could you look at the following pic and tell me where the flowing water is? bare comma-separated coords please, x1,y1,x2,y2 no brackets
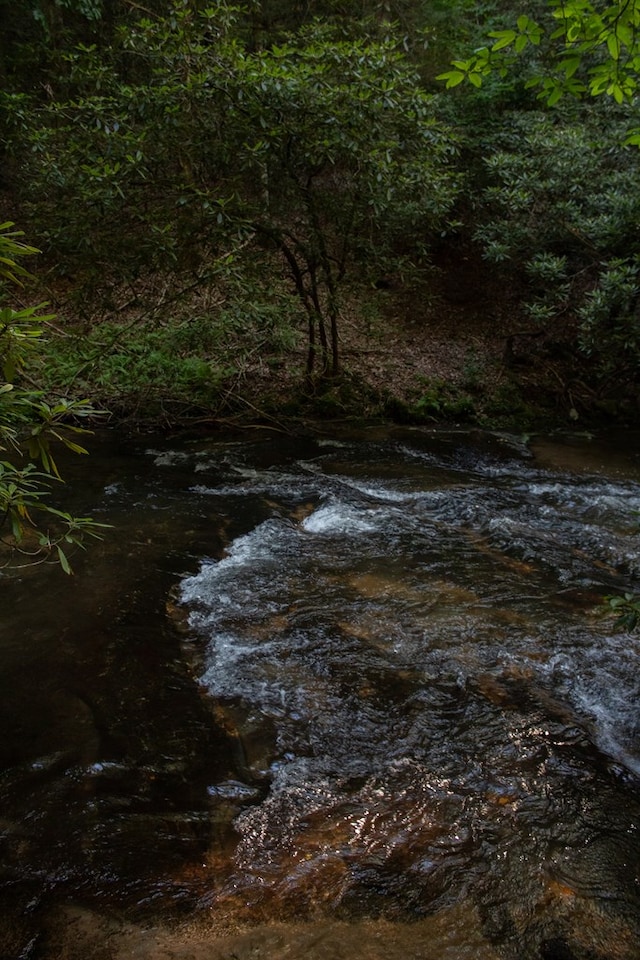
1,425,639,959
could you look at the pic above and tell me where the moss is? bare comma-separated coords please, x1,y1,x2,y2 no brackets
406,378,477,424
479,380,543,430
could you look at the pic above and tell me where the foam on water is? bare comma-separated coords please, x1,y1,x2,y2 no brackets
171,432,640,956
144,448,190,466
181,438,640,787
544,632,640,777
301,499,379,534
322,475,420,504
182,519,282,586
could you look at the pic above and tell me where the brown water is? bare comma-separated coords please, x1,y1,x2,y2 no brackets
1,425,639,960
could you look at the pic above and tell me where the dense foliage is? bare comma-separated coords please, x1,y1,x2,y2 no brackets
438,0,640,112
1,0,639,421
4,6,462,384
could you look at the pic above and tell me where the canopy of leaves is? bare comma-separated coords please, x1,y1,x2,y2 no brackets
3,6,460,377
437,0,640,129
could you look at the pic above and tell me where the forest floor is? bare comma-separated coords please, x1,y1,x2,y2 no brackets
237,240,593,432
18,225,616,433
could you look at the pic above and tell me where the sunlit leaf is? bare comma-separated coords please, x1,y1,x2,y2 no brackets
489,30,517,52
607,33,621,60
436,70,465,88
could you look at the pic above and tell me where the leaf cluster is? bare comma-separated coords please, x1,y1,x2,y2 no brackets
0,223,107,572
437,0,640,120
607,591,640,630
469,105,640,386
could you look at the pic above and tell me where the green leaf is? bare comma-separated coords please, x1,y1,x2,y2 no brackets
607,33,621,60
10,512,23,540
57,545,72,574
559,57,581,78
489,29,517,52
60,439,89,456
468,73,483,88
615,24,634,47
528,25,543,45
436,70,465,88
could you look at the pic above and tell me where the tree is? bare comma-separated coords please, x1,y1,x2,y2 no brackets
203,22,460,378
469,107,640,402
0,223,106,571
6,5,460,383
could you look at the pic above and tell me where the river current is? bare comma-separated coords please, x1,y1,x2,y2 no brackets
1,425,639,959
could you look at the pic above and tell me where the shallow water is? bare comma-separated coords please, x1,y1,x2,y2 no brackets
1,425,639,959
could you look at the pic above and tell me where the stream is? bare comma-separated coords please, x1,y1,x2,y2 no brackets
1,424,639,959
